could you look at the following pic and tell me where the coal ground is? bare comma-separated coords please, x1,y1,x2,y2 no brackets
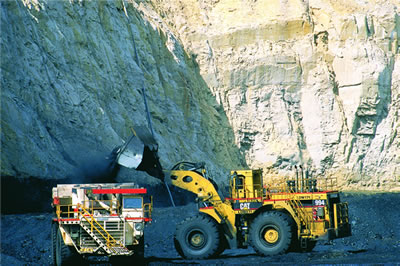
1,192,400,265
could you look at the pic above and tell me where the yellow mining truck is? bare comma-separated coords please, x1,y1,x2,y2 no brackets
51,183,152,265
170,162,351,259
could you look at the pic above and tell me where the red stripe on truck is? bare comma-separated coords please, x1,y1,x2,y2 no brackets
125,217,152,222
53,218,80,222
92,188,147,194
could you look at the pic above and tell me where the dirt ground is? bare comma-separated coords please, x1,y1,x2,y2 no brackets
1,192,400,265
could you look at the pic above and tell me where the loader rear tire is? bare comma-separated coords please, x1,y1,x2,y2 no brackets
249,211,293,256
55,227,80,266
174,215,221,259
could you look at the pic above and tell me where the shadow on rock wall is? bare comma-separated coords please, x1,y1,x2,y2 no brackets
0,1,245,213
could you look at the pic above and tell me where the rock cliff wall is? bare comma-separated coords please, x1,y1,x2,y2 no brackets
1,0,399,191
148,0,400,191
0,0,244,186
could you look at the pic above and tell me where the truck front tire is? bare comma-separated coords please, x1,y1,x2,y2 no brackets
132,236,145,258
55,226,79,266
51,222,57,265
174,215,222,259
249,211,293,256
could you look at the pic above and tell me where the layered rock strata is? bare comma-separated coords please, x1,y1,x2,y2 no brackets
1,0,399,192
148,0,400,191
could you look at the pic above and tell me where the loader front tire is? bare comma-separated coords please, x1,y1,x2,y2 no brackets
174,215,221,259
249,211,292,256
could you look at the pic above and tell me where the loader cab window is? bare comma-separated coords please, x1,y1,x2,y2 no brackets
123,197,143,209
235,175,245,190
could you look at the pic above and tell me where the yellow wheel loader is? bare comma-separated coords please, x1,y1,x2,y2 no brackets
170,162,351,259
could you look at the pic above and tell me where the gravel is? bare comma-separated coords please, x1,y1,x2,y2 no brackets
1,193,399,265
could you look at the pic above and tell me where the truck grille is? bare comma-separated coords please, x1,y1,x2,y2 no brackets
79,219,125,249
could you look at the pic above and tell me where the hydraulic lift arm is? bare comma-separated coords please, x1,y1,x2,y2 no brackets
170,162,237,241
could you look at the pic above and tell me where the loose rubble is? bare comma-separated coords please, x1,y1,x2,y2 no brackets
1,193,399,265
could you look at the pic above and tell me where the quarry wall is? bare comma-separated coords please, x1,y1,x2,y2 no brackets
1,0,399,191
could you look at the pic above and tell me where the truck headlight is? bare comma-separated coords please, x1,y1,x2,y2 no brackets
134,223,144,231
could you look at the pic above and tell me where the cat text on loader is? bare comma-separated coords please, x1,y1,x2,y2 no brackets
51,183,152,265
170,162,351,259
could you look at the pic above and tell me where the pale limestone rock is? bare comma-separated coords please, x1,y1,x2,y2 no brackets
147,0,400,191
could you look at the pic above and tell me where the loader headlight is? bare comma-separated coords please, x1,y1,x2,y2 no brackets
134,223,144,231
317,207,325,218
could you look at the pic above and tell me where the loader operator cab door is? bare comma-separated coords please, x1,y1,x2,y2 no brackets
230,172,246,198
230,170,263,199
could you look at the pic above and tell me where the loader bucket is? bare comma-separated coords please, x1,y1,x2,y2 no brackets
116,126,164,181
116,134,144,169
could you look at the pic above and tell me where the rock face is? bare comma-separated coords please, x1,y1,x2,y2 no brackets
148,0,400,191
1,0,399,191
0,0,244,186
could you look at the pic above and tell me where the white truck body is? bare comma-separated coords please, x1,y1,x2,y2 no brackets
51,182,151,263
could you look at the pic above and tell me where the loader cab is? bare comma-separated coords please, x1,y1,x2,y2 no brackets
230,169,263,199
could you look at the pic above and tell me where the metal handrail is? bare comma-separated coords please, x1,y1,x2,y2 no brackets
285,191,313,235
78,204,123,248
83,199,119,215
143,196,153,220
56,204,76,219
264,176,339,193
